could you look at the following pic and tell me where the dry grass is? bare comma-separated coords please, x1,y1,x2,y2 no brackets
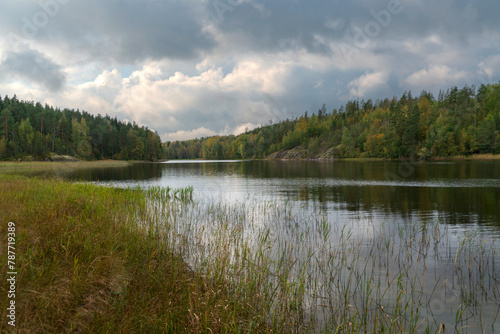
0,175,270,333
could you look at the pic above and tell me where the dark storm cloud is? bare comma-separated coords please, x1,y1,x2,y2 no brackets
3,0,500,61
212,0,500,56
212,0,357,54
4,0,500,67
4,0,216,64
0,49,66,92
75,0,215,63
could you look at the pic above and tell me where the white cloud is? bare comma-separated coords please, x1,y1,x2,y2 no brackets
224,122,260,136
81,69,122,89
162,127,217,142
404,65,469,89
223,58,291,95
59,57,293,139
348,72,388,98
161,123,260,142
479,54,500,81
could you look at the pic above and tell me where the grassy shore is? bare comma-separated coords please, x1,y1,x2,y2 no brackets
0,174,270,333
0,160,134,170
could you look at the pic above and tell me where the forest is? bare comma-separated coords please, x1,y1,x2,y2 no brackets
0,95,164,161
2,82,499,162
164,83,500,160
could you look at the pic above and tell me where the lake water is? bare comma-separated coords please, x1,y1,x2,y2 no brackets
45,160,500,332
58,159,500,230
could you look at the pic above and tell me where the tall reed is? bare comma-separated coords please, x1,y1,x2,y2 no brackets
142,188,500,333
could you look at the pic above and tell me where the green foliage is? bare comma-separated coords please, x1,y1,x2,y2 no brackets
165,82,500,160
281,129,303,150
339,127,358,158
401,104,420,156
0,136,6,159
123,129,145,160
18,118,35,154
202,136,223,159
72,117,92,159
0,95,165,161
477,114,497,153
1,107,15,141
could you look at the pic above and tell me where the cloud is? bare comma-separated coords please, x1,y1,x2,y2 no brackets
348,72,388,98
161,122,260,142
404,65,469,89
162,127,218,142
226,122,260,136
0,48,66,92
2,0,216,66
1,0,500,141
111,58,294,135
479,54,500,83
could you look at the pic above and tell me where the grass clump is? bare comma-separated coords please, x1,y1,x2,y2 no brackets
0,175,269,333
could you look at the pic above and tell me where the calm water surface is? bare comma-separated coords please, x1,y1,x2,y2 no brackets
59,159,500,231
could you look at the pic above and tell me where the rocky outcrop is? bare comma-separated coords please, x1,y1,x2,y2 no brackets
266,146,338,160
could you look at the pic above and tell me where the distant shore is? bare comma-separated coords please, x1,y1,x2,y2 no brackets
2,152,500,169
266,147,500,161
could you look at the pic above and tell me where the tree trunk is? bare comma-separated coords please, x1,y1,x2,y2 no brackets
52,122,56,152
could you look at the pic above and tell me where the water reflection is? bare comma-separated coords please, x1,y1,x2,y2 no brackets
28,160,500,230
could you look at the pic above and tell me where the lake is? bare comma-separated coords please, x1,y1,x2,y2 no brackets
56,159,500,229
43,159,500,332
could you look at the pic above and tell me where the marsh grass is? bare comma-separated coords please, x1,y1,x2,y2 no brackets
1,174,499,333
0,175,269,333
0,160,132,170
141,191,500,333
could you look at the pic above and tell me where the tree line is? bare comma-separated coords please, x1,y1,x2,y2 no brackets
0,95,164,161
2,82,498,162
164,83,500,160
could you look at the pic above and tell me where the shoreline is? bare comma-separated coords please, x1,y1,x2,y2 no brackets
265,153,500,162
265,146,500,162
1,152,499,170
0,159,167,170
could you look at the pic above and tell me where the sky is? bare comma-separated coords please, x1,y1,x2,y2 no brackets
1,0,499,141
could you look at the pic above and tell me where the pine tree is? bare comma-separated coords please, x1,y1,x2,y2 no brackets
18,118,35,154
72,117,92,159
0,107,15,142
401,104,420,156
